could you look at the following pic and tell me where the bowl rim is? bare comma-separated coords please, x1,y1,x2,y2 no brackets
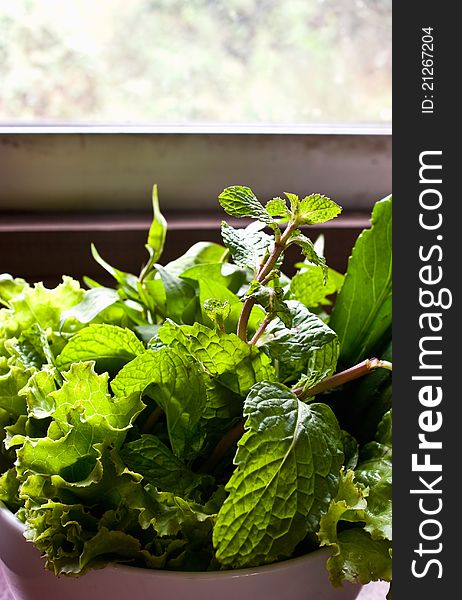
0,501,332,579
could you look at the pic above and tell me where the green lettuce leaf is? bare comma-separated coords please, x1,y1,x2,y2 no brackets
318,412,392,586
57,324,145,373
0,365,31,417
213,381,343,568
0,274,28,307
329,196,392,366
328,529,392,586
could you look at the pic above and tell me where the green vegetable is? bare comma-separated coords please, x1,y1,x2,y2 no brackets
0,185,392,592
330,196,392,366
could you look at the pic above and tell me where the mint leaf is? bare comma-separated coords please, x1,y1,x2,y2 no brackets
120,435,210,497
213,382,343,568
158,320,275,396
57,324,145,373
146,184,167,263
218,186,272,224
288,233,328,280
265,197,290,220
329,196,392,366
290,265,344,309
221,221,272,273
111,348,206,458
297,194,342,225
262,301,338,383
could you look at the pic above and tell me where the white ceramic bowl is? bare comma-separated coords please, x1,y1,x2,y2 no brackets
0,502,362,600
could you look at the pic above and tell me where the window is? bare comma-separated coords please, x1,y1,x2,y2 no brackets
0,0,391,125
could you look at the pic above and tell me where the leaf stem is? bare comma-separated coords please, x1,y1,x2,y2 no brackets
249,315,273,345
293,358,393,400
199,420,245,473
204,358,392,473
141,405,163,434
237,220,297,342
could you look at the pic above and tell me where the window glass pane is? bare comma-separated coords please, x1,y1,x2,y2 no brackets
0,0,391,125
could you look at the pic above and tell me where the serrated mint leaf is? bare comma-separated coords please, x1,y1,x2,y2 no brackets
57,324,145,373
213,382,343,568
262,300,338,383
60,287,120,325
158,320,275,396
218,186,272,224
297,194,342,225
288,233,328,281
146,184,167,263
290,265,344,309
265,197,290,220
301,338,340,392
329,196,392,366
221,221,272,274
111,347,206,458
120,435,211,497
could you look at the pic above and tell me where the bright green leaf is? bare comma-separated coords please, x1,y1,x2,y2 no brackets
214,382,343,568
57,324,145,373
329,196,392,366
218,186,272,224
297,194,342,225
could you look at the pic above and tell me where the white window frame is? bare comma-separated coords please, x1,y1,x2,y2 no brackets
0,125,391,212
